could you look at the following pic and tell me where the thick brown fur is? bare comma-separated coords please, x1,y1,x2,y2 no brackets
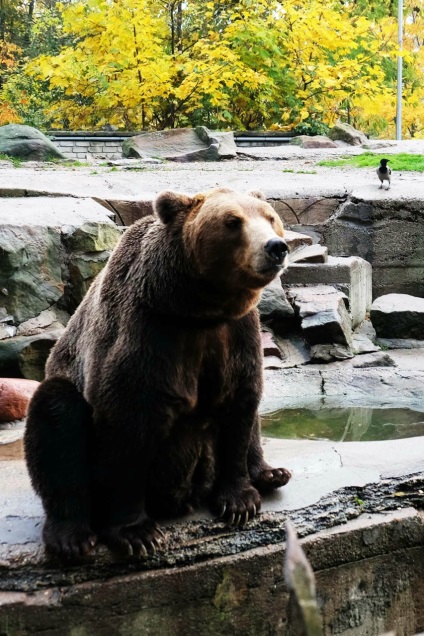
24,188,291,560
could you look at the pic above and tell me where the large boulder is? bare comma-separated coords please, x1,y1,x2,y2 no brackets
0,197,122,379
122,127,237,162
0,225,63,324
258,279,294,322
0,124,66,161
0,377,39,422
328,123,367,146
0,329,64,380
0,199,121,325
289,135,338,149
370,294,424,339
289,285,353,348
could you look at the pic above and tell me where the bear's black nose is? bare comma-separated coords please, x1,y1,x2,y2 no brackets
264,238,288,263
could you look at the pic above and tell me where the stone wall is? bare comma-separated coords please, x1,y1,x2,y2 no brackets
48,132,138,160
271,194,424,300
47,131,296,159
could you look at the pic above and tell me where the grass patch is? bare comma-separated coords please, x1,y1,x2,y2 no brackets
318,152,424,171
282,168,317,174
0,153,23,167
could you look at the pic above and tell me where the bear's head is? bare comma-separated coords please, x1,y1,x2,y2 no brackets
154,188,288,318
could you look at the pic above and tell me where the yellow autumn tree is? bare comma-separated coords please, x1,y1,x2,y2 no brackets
270,0,398,131
16,0,424,136
0,40,22,124
27,0,288,129
353,0,424,138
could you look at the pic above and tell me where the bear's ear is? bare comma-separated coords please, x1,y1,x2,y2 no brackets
248,190,266,201
154,191,203,224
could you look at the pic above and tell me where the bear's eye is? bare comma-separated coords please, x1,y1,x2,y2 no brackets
269,216,275,227
225,216,242,229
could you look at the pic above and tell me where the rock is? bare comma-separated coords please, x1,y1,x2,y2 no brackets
352,352,396,368
328,123,368,146
0,124,66,161
289,286,353,347
122,127,237,162
18,334,63,381
94,198,153,226
64,222,122,253
282,257,372,329
271,334,311,367
375,338,424,350
0,224,63,324
289,135,338,149
0,197,117,325
0,378,39,422
370,294,424,339
261,331,282,358
284,229,313,252
289,244,328,264
352,320,380,354
195,127,238,160
352,333,380,355
68,252,110,311
258,279,294,322
310,344,353,363
0,324,16,340
0,330,64,379
16,309,69,337
0,308,16,340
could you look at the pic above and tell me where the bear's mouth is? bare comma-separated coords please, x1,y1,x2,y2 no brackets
259,256,289,275
257,262,284,277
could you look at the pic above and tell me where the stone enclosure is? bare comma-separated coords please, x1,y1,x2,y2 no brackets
1,146,424,635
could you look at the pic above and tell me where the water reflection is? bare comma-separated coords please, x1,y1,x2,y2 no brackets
261,407,424,442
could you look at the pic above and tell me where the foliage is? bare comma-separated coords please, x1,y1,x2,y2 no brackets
1,72,58,128
1,0,424,136
318,152,424,171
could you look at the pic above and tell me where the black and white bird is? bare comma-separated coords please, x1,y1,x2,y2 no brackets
376,158,391,190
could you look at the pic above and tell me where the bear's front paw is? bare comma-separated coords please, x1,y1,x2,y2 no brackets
43,519,97,561
102,519,166,558
212,482,261,527
251,464,292,494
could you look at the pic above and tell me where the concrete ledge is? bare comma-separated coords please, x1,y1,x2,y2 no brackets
1,505,423,635
282,256,372,328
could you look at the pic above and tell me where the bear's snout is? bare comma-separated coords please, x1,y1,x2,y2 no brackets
264,238,288,264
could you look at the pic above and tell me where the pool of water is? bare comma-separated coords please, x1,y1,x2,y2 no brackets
261,407,424,442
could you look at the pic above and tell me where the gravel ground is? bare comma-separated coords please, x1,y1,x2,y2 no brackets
0,138,423,199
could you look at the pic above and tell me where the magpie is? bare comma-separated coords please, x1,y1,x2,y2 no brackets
377,158,391,190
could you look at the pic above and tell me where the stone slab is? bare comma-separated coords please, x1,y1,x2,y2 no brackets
282,256,372,328
371,293,424,339
289,285,353,347
0,197,115,227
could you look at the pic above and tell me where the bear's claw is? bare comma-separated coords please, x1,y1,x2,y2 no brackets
102,519,165,558
213,483,261,527
43,520,97,561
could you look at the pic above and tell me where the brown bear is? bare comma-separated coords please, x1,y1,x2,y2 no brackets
24,188,291,560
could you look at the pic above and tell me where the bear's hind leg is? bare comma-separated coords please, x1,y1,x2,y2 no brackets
24,378,97,560
248,415,292,494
